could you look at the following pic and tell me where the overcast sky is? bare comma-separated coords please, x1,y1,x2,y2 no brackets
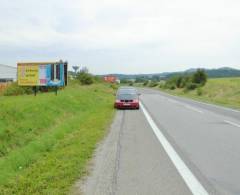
1,0,240,74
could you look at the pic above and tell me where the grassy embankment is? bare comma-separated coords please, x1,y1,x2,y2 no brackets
160,77,240,109
0,82,115,194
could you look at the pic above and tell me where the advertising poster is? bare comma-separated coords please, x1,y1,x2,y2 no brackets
18,65,39,86
18,63,65,87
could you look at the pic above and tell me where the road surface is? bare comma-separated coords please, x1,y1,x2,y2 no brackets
79,88,240,195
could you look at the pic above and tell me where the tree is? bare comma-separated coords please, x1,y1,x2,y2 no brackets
192,69,208,86
135,77,146,83
77,67,94,85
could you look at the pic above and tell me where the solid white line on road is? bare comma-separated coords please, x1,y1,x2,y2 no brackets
163,92,240,113
140,102,209,195
224,120,240,128
184,105,204,114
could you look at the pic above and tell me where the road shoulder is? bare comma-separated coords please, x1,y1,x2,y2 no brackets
74,110,192,195
73,111,123,195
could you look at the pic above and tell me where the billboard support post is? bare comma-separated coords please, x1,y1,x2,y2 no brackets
55,87,58,96
33,86,37,96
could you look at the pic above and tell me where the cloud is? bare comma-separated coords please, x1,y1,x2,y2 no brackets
0,0,240,73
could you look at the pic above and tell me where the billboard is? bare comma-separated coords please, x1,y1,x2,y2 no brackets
18,62,67,87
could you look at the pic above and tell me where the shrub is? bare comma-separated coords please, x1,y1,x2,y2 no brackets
3,82,33,96
197,87,203,96
163,69,208,91
120,79,128,84
149,81,158,87
175,76,183,88
77,72,94,85
143,80,149,86
180,76,191,88
164,81,176,90
135,77,146,83
169,84,176,90
185,82,199,90
192,69,208,86
129,81,134,86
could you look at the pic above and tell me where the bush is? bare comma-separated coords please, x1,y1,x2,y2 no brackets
135,77,146,83
164,81,176,90
197,87,203,96
168,84,176,90
4,82,33,96
185,82,199,90
129,81,134,86
181,76,192,88
143,80,149,86
149,81,158,87
175,76,183,88
163,69,207,91
192,69,207,86
77,72,94,85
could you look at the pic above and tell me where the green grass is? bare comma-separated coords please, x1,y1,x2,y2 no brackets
160,77,240,109
0,82,115,194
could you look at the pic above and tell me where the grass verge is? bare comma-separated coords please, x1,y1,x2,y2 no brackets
159,77,240,110
0,82,115,194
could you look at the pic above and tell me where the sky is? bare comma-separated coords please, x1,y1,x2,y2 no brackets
0,0,240,74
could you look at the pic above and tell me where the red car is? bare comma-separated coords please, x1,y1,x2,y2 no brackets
114,87,140,109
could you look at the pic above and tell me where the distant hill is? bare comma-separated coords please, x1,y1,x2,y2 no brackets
205,67,240,78
101,67,240,80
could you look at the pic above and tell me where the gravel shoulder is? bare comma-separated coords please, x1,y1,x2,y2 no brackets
75,109,191,195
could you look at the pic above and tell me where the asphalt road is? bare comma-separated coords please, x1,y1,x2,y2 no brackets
79,88,240,195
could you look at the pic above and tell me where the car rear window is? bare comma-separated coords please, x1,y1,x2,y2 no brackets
117,89,137,94
117,93,138,100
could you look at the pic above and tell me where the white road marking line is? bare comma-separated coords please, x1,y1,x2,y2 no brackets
140,102,209,195
189,98,240,113
164,92,240,113
224,120,240,128
184,105,204,114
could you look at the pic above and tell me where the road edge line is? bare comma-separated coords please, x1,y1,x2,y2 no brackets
140,101,209,195
160,90,240,113
224,120,240,128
